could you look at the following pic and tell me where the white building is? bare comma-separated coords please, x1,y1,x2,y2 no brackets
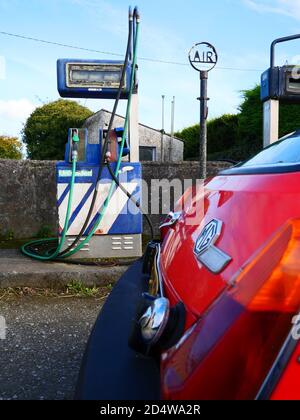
83,109,184,162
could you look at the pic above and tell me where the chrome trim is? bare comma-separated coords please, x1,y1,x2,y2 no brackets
197,245,232,274
194,219,223,255
140,297,170,344
255,330,298,400
159,212,181,230
194,219,232,274
155,243,164,297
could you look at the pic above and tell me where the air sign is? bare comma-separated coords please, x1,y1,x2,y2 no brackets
188,42,218,73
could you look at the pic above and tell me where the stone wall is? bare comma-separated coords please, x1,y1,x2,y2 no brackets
141,161,231,235
0,159,57,239
0,159,231,239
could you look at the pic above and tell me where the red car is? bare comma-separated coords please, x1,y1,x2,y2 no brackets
76,131,300,400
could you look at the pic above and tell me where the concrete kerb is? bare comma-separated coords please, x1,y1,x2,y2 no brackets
0,249,127,289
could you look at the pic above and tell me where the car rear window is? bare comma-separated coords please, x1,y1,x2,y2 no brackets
241,132,300,167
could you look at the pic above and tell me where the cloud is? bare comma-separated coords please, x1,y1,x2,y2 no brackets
0,99,36,136
0,99,35,120
244,0,300,20
69,0,186,60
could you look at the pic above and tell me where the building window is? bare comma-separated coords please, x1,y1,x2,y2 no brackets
139,146,156,161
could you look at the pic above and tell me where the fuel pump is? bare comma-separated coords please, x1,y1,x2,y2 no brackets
55,123,142,259
261,34,300,147
21,6,150,261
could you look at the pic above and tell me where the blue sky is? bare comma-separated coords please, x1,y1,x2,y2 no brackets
1,0,300,138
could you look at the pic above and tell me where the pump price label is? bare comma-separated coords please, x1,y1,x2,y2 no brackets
58,169,93,178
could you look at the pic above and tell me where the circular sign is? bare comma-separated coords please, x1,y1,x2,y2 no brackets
188,42,218,72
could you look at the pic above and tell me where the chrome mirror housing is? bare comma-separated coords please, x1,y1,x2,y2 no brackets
139,297,170,344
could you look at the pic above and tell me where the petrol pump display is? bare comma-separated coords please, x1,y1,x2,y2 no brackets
261,65,300,103
22,6,143,261
57,59,132,99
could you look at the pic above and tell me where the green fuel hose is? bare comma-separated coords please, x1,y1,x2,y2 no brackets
21,156,77,260
21,13,140,261
61,19,140,258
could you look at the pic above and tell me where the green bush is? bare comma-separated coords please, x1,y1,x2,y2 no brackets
237,85,263,157
175,124,199,160
176,114,239,161
177,84,300,162
207,114,239,156
22,99,93,160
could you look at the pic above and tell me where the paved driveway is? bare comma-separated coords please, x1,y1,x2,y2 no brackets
0,297,102,400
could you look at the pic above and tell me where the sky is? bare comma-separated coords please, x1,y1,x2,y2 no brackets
1,0,300,138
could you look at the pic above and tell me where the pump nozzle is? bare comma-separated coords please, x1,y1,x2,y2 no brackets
128,6,133,20
72,129,79,143
71,129,80,161
129,6,133,61
133,6,140,22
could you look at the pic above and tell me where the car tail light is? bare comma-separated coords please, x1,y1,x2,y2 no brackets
233,221,300,313
161,220,300,400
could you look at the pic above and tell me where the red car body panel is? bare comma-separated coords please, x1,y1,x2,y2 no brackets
161,173,300,317
159,172,300,400
271,342,300,400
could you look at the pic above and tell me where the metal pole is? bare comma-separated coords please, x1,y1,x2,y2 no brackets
170,96,175,161
129,92,139,162
263,99,279,148
171,96,175,137
161,95,165,162
271,34,300,68
198,71,208,179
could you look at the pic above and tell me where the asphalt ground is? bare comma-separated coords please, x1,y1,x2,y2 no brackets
0,296,102,400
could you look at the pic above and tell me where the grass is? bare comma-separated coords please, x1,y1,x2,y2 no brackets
0,282,114,301
0,237,38,250
67,280,105,297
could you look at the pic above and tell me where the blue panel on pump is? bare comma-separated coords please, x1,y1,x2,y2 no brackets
56,162,142,236
57,59,132,99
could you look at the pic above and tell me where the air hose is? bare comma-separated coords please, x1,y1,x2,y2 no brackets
106,9,154,240
57,7,135,257
21,147,78,260
106,163,154,240
21,7,148,261
59,12,141,258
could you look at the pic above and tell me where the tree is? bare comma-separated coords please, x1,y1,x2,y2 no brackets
237,85,264,159
207,114,239,159
176,84,300,162
175,114,239,160
175,124,199,160
0,136,22,159
22,99,93,160
238,85,300,160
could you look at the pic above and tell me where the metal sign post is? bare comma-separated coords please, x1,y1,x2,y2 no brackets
189,42,218,179
199,70,208,178
263,100,279,148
